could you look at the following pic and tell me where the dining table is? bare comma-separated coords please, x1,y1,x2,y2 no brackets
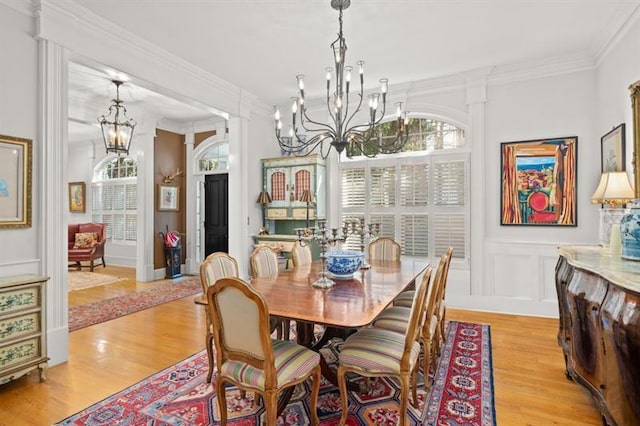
196,257,429,412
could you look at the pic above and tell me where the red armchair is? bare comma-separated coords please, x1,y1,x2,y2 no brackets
68,222,107,272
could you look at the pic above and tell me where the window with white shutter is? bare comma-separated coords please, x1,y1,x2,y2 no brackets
339,117,468,265
92,157,138,243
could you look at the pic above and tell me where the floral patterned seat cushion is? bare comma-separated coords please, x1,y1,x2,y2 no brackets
73,232,98,249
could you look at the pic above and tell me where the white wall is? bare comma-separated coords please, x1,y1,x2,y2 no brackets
0,3,40,276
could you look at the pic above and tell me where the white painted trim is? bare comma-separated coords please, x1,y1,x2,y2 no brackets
39,39,69,366
594,3,640,66
0,0,35,16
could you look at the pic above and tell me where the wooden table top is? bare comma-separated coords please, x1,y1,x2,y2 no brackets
250,258,428,328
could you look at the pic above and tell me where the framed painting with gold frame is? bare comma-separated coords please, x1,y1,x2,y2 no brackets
68,181,86,213
0,135,32,228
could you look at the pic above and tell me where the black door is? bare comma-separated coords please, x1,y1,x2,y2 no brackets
204,173,229,257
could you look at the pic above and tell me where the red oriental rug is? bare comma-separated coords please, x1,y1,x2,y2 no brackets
56,321,495,425
68,276,201,332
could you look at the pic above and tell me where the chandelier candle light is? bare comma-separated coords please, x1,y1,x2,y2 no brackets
274,0,409,159
98,80,136,156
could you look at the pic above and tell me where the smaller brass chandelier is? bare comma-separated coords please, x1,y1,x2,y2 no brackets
98,80,136,156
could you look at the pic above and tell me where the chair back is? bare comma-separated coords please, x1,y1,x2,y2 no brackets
400,266,432,371
200,252,239,294
249,246,280,278
207,277,276,384
422,254,448,336
435,248,453,305
368,237,401,261
291,241,312,267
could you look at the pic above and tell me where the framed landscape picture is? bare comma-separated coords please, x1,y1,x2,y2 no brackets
158,184,179,211
0,135,32,228
68,182,86,213
501,136,577,226
601,123,625,172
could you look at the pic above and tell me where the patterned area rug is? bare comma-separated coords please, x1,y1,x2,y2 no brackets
68,276,201,332
68,271,123,291
56,321,495,425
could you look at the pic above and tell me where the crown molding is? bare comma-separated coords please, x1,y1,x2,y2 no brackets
35,0,252,118
0,0,36,16
594,3,640,67
487,51,596,86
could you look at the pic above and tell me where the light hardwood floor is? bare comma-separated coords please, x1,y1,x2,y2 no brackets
0,269,602,426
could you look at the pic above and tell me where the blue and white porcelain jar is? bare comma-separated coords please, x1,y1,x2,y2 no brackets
621,201,640,260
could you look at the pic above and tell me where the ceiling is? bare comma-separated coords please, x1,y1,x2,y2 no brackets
68,0,640,143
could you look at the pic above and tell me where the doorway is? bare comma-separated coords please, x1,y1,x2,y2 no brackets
204,173,229,256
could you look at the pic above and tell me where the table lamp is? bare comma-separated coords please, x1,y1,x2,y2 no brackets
256,191,272,235
298,189,314,229
591,171,635,253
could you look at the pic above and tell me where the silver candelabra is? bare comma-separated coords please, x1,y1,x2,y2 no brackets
342,218,380,269
295,220,347,288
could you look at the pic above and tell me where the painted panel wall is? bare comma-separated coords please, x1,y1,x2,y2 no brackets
0,4,40,276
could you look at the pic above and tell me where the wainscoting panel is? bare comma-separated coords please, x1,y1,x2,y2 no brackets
446,241,563,317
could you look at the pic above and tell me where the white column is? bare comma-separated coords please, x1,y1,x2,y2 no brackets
227,90,255,278
184,129,197,274
39,39,69,366
134,118,157,282
466,76,488,297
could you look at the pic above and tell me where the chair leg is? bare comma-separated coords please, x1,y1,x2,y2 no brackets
216,377,228,425
337,365,349,425
399,373,410,426
76,261,81,270
102,257,106,268
283,320,290,341
90,260,94,272
309,366,321,425
206,332,215,383
264,389,278,425
411,365,419,408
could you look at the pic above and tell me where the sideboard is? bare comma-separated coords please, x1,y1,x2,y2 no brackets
556,246,639,426
0,274,49,385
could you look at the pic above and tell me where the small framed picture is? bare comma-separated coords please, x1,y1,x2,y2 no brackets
68,181,86,213
158,184,179,211
601,123,625,172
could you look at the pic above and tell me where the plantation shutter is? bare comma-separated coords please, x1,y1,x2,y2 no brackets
432,157,466,259
400,164,429,207
434,214,465,258
401,214,429,256
341,168,365,207
341,213,365,251
433,160,465,206
370,166,396,207
369,214,395,240
125,185,137,210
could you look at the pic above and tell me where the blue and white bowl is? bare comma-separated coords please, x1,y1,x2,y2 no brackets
326,250,364,279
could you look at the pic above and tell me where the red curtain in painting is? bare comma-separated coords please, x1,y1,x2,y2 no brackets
502,145,522,224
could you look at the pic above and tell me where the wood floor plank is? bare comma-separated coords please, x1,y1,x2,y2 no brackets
0,274,603,426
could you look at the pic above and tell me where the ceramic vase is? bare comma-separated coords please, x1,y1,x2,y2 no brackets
620,201,640,260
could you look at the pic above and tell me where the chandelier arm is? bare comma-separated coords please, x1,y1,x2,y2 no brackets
299,110,339,137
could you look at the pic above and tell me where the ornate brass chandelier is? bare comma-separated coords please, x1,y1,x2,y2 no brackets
98,80,136,156
274,0,409,159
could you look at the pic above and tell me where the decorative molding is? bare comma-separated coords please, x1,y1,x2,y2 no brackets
35,0,246,117
594,3,640,67
0,0,36,16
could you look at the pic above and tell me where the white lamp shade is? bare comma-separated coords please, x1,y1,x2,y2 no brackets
591,172,635,205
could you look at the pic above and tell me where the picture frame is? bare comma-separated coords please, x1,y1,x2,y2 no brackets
600,123,625,172
500,136,578,227
0,135,32,228
158,184,180,211
68,181,86,213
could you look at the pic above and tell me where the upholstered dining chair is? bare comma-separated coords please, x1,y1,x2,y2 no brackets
368,237,401,262
249,246,290,340
372,253,449,389
392,248,453,357
207,277,321,425
200,252,240,383
290,241,312,267
336,266,432,426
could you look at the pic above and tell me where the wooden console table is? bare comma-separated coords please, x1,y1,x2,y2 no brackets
0,274,49,385
556,246,639,426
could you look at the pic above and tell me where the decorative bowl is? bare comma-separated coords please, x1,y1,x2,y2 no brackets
325,250,364,279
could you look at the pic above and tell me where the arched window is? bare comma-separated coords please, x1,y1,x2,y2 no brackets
92,157,138,243
198,142,229,172
341,117,468,264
